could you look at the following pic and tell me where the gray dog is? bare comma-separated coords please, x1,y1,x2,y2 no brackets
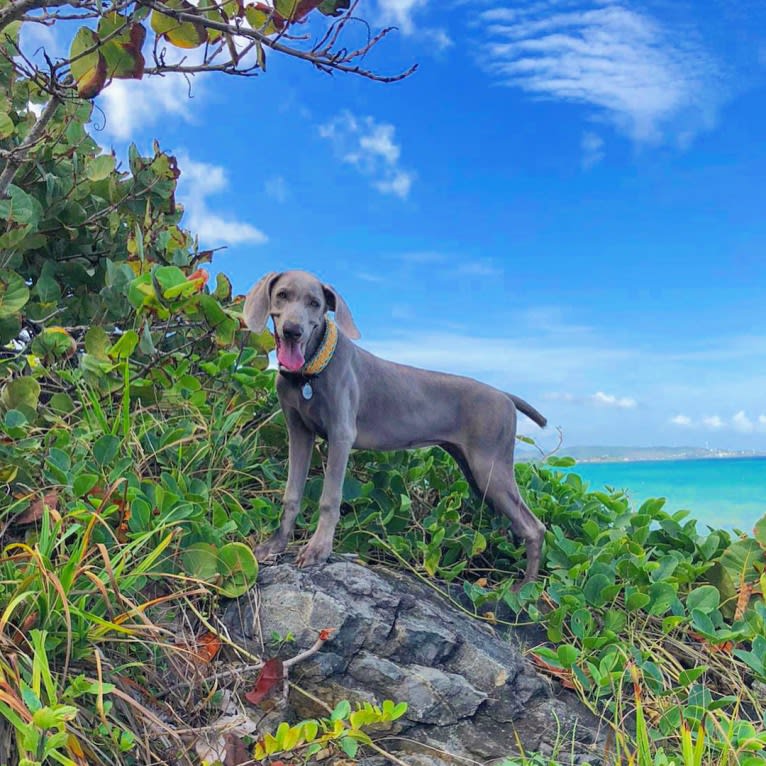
244,270,547,586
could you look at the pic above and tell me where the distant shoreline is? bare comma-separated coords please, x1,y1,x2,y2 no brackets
573,453,766,465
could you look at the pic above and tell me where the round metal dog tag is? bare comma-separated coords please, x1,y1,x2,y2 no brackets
302,382,313,400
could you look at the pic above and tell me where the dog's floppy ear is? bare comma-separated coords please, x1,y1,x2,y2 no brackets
323,283,361,340
243,272,281,332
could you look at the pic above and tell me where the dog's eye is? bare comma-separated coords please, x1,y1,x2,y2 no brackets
276,290,288,300
309,298,320,308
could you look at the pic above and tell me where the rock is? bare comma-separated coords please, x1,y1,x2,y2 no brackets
223,557,606,765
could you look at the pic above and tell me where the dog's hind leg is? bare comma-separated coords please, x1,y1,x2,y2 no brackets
461,447,545,588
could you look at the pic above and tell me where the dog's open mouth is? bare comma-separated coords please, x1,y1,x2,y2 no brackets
275,334,305,372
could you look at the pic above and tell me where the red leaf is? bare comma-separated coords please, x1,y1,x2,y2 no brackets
195,631,222,663
188,268,210,292
244,658,284,705
318,627,335,641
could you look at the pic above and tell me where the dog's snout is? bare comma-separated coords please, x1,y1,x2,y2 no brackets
282,321,303,341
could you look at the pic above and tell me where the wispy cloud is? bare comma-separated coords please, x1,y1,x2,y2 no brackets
546,390,637,409
478,2,721,143
670,414,693,427
264,175,289,203
376,0,451,49
319,111,415,199
176,153,267,247
581,131,605,168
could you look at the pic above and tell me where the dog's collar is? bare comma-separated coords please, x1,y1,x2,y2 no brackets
277,318,338,379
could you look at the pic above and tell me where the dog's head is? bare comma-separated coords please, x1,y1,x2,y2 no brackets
243,270,360,372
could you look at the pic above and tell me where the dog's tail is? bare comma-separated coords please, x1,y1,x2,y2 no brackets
507,394,547,428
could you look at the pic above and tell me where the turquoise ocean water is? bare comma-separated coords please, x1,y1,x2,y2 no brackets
566,457,766,533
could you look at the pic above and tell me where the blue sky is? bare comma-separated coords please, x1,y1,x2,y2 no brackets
27,0,766,449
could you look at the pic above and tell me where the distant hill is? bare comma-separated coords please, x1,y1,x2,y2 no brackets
517,445,766,463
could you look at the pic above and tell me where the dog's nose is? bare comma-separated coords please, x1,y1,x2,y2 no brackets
282,322,303,341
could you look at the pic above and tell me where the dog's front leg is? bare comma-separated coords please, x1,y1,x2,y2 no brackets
256,408,314,562
295,430,354,568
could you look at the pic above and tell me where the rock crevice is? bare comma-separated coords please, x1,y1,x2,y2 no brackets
224,559,605,765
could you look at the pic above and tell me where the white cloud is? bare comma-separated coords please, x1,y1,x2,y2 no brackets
670,411,766,433
591,391,637,409
581,131,605,168
423,28,454,52
376,0,427,34
100,76,197,141
545,390,637,408
545,391,576,402
265,175,289,203
319,111,415,199
376,0,451,52
478,2,720,143
176,153,267,247
456,259,502,277
732,410,755,433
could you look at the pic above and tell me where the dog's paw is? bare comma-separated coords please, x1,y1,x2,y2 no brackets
255,536,287,563
295,539,332,568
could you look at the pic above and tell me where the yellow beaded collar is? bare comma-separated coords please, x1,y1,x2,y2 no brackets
302,318,338,376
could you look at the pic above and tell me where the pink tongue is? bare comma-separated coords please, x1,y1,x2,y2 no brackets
277,340,305,371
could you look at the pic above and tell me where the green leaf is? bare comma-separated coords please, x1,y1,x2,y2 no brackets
92,434,120,466
339,736,358,759
318,0,350,16
2,376,40,413
0,186,44,226
31,327,76,362
84,326,111,359
754,513,766,547
0,268,30,319
677,667,707,686
470,530,486,557
217,542,259,597
69,27,108,98
583,573,612,607
720,538,765,585
686,585,720,615
244,5,282,34
97,13,146,79
331,700,351,721
73,473,99,497
625,588,651,612
108,330,139,360
647,582,677,616
87,154,116,182
557,644,580,668
181,542,221,582
546,456,576,467
151,0,208,48
690,608,716,637
0,111,15,139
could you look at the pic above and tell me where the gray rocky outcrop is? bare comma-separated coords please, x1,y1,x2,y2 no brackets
223,557,607,765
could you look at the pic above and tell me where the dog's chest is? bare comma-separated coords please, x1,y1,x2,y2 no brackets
277,378,329,438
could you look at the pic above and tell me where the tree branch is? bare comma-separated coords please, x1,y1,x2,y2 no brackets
0,95,61,198
143,0,416,83
0,0,70,32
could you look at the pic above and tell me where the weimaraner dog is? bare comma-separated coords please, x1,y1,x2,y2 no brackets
244,270,547,586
